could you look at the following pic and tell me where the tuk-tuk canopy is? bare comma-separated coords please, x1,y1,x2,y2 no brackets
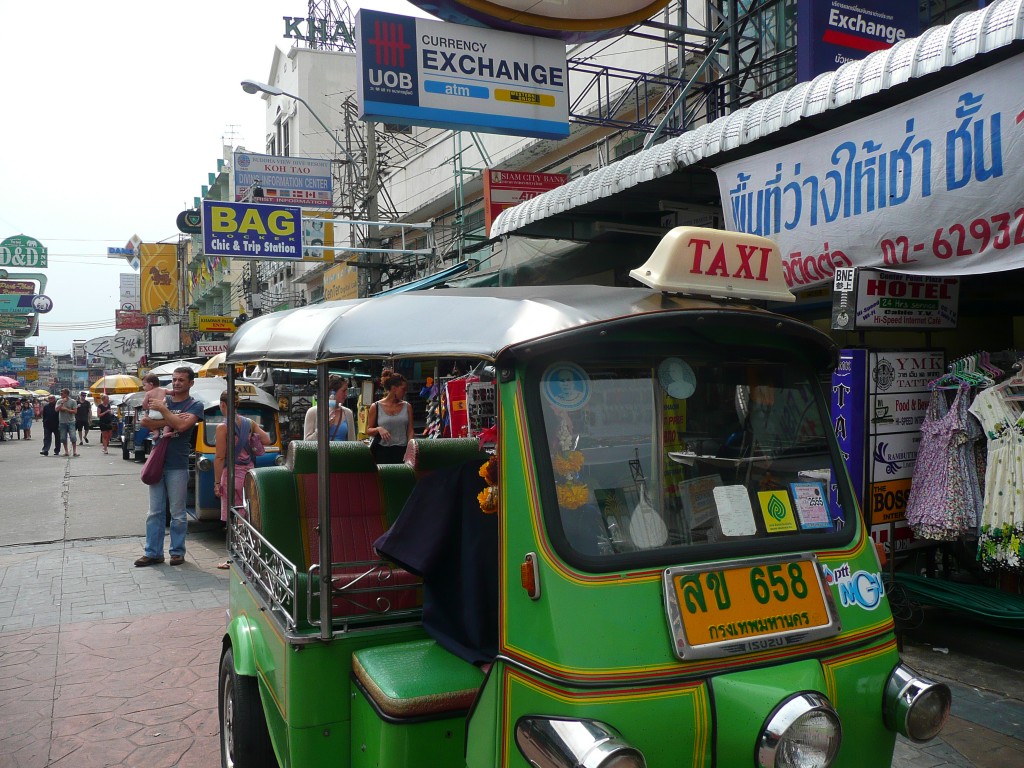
226,285,829,366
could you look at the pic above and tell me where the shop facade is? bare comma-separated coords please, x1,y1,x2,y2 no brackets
485,1,1024,611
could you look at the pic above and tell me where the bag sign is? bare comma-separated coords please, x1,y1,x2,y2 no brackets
202,201,302,259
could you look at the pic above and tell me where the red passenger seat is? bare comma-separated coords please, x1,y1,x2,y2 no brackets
290,441,421,621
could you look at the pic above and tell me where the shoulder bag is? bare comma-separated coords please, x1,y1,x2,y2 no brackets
246,418,266,457
140,436,170,485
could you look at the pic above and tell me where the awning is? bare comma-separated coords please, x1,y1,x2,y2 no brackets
491,0,1024,240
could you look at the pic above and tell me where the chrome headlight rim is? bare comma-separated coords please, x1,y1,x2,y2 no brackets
514,716,646,768
884,663,951,743
757,691,842,768
196,455,213,472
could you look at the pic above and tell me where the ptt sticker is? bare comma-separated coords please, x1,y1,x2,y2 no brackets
757,490,797,533
790,482,832,530
822,562,884,610
542,362,591,411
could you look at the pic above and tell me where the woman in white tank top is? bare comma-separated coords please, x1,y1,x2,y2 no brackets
367,368,414,464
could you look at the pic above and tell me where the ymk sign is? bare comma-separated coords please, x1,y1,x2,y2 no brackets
362,11,417,106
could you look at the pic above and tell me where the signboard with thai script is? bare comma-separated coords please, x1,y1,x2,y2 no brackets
233,152,333,209
797,0,918,82
356,10,569,139
715,54,1024,291
202,201,302,260
0,235,47,268
0,279,36,315
116,309,147,330
484,169,567,235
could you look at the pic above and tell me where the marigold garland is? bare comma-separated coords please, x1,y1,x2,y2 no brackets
556,481,589,510
478,454,499,514
552,450,584,476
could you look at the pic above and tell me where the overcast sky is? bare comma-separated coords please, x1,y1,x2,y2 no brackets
0,0,424,356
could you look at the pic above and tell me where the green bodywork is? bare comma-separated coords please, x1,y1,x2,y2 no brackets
223,330,906,768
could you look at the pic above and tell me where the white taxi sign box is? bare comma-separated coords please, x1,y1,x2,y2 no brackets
629,227,795,303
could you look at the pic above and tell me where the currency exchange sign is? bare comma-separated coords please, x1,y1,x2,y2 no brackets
0,235,48,268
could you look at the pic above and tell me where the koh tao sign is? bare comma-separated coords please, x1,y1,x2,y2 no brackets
715,54,1024,292
202,201,302,259
356,10,569,140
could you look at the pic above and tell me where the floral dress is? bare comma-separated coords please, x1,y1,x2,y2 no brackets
906,387,972,541
968,387,1024,571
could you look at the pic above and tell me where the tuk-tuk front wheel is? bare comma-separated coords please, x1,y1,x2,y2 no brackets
219,646,275,768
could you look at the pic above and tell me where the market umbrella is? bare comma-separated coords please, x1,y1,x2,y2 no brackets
0,375,18,387
88,374,143,395
33,389,50,395
149,359,201,376
196,352,226,378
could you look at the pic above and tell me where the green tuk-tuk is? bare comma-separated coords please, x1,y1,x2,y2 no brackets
218,227,950,768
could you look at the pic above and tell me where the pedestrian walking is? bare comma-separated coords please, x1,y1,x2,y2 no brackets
40,395,59,455
135,367,203,567
76,393,92,444
55,388,79,457
20,398,33,440
97,394,115,454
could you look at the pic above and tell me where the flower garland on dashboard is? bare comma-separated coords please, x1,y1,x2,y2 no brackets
553,412,588,510
477,453,499,514
476,425,499,514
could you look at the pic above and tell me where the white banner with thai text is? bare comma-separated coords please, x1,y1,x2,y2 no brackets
715,54,1024,291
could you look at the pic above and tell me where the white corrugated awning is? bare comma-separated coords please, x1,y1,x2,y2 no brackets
491,0,1024,238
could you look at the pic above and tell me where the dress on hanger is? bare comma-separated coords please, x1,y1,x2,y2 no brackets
906,387,973,541
968,386,1024,571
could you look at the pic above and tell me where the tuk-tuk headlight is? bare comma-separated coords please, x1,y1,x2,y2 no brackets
196,456,212,472
884,664,951,742
515,717,645,768
757,692,841,768
274,453,286,466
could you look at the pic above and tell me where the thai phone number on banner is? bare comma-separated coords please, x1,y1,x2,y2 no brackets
881,206,1024,265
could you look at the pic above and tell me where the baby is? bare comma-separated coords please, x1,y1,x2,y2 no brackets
141,373,173,437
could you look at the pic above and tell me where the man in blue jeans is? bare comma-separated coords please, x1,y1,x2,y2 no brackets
135,367,204,567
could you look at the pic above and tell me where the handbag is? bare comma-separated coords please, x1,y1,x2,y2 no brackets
247,418,266,457
140,436,171,485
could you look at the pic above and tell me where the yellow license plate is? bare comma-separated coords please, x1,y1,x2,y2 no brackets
665,557,838,659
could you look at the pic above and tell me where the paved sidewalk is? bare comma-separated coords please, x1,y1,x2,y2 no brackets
0,537,229,768
1,432,1023,766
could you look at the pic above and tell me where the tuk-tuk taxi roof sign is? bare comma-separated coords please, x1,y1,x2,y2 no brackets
629,227,795,303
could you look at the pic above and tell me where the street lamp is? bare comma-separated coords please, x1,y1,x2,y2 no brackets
240,79,354,164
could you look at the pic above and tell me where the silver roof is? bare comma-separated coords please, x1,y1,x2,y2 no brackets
492,0,1024,237
225,285,786,364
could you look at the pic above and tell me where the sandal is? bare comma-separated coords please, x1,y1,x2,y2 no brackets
216,561,230,570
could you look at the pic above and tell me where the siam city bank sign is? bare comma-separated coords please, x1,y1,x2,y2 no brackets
715,54,1024,291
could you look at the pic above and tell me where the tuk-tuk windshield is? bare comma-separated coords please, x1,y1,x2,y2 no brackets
534,355,848,567
203,407,277,445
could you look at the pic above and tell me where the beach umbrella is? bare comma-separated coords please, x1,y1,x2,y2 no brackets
0,375,18,387
33,389,50,395
196,352,226,378
88,374,143,395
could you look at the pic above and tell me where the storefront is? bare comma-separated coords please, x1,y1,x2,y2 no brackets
484,0,1024,616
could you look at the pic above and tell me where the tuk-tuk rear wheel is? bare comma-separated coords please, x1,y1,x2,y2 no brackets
219,646,275,768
